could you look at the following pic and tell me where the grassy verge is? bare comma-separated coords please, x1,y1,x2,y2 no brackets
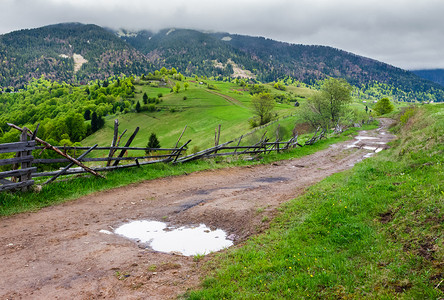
185,104,444,299
0,125,375,217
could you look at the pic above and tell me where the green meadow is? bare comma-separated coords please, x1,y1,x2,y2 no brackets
82,79,314,151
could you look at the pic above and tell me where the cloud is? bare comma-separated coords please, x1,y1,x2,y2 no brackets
1,0,443,69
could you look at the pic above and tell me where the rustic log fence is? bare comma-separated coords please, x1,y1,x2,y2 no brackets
0,119,305,192
0,127,36,192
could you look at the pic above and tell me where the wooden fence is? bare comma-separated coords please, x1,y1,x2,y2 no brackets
0,127,36,192
0,120,304,192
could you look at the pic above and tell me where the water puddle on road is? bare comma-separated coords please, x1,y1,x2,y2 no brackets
108,220,233,256
353,136,379,140
346,136,381,149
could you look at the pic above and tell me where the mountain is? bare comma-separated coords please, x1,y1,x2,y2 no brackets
0,23,152,88
120,28,444,102
1,23,443,102
118,28,261,78
411,69,444,87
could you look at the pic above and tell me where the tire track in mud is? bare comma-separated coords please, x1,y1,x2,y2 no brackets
0,119,395,299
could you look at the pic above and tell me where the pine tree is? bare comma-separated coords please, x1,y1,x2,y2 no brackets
84,109,91,120
146,133,161,154
91,111,98,132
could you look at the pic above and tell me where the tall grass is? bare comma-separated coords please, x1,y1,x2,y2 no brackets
186,104,444,299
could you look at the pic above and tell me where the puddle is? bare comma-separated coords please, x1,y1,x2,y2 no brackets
175,199,206,213
111,220,233,256
256,176,289,183
363,146,377,151
354,136,379,140
347,135,384,149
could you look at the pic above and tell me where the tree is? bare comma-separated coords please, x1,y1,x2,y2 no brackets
135,101,141,112
143,92,148,104
97,114,105,129
301,78,352,129
91,111,104,132
173,82,181,93
373,97,394,115
146,133,161,154
184,82,189,90
320,78,353,124
65,112,87,142
251,92,275,125
91,111,98,132
84,109,91,120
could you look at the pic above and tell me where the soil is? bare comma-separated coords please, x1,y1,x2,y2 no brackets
0,119,395,299
73,54,88,73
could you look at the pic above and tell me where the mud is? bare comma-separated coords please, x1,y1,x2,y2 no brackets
0,119,395,299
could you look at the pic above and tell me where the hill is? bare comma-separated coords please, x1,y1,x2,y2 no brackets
0,23,152,88
412,69,444,87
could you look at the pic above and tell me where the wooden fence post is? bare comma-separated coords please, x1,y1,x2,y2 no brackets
113,127,139,167
106,119,119,167
20,127,33,190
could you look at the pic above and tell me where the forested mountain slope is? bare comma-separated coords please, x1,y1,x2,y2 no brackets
0,23,152,88
124,28,444,101
1,23,443,102
412,69,444,87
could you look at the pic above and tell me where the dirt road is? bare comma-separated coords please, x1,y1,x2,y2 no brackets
0,120,395,299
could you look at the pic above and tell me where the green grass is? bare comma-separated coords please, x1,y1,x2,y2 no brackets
83,79,305,151
185,104,444,299
0,125,374,217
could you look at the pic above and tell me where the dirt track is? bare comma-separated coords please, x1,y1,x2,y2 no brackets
0,120,395,299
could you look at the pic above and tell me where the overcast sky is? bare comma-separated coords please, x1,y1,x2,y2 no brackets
1,0,443,70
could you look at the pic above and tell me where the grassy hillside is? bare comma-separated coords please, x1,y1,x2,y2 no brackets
82,79,315,151
186,104,444,299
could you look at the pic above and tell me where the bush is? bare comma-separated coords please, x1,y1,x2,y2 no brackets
248,117,260,128
400,107,416,125
374,97,394,115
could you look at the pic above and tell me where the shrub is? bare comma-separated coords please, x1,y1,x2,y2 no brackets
374,97,394,115
400,107,416,125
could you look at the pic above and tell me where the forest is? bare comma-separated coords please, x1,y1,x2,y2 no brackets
0,75,137,146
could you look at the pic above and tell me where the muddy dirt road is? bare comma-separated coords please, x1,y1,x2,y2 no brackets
0,120,395,299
